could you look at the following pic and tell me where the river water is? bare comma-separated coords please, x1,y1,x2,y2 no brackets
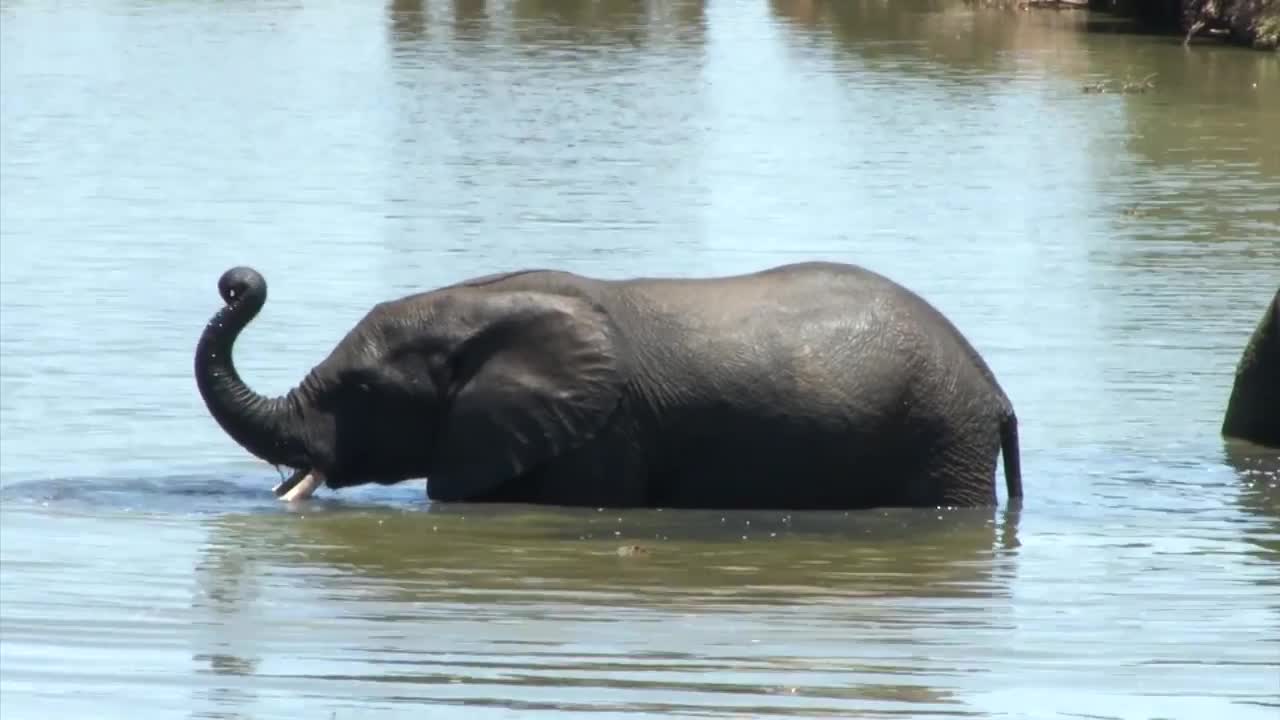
1,1,1278,718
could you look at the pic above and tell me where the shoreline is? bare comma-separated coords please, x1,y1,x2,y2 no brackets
973,0,1280,50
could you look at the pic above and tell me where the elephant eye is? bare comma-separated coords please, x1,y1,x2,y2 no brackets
341,367,379,395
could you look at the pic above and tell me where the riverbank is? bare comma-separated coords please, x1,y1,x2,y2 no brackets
976,0,1280,50
1174,0,1280,49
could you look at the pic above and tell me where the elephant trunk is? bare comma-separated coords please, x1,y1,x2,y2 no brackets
195,267,309,469
1222,290,1280,448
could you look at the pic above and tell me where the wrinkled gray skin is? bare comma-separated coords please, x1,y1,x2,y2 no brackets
195,261,1023,509
1223,288,1280,449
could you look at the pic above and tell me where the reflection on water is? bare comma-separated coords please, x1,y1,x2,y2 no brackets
182,505,1019,718
388,0,708,47
1225,441,1280,558
2,0,1279,718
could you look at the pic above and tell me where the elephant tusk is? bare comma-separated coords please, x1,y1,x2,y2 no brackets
274,467,323,501
273,467,309,496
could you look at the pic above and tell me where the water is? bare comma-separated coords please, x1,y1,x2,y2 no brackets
2,0,1278,717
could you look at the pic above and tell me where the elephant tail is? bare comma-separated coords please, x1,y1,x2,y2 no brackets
1000,410,1023,504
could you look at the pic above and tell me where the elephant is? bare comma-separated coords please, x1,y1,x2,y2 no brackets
1222,287,1279,449
194,261,1023,510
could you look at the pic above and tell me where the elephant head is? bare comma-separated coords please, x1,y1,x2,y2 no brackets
1222,287,1279,449
194,267,624,500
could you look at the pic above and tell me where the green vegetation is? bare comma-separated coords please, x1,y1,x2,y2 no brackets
1253,2,1280,47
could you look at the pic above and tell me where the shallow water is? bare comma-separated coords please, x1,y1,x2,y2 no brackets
2,0,1279,718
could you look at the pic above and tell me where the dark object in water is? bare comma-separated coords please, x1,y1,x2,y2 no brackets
1222,289,1280,449
1082,73,1158,94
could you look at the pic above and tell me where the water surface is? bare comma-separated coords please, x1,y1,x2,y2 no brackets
2,1,1278,718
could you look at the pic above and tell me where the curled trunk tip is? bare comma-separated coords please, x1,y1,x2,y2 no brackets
195,266,306,468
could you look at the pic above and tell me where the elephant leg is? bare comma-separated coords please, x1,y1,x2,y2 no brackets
919,425,1003,508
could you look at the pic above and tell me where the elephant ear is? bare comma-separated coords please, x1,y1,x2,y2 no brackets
428,290,623,500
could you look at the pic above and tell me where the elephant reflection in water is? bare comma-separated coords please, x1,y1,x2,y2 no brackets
211,504,1021,602
190,504,1021,715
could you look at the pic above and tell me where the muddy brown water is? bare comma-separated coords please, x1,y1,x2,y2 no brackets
1,1,1278,718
